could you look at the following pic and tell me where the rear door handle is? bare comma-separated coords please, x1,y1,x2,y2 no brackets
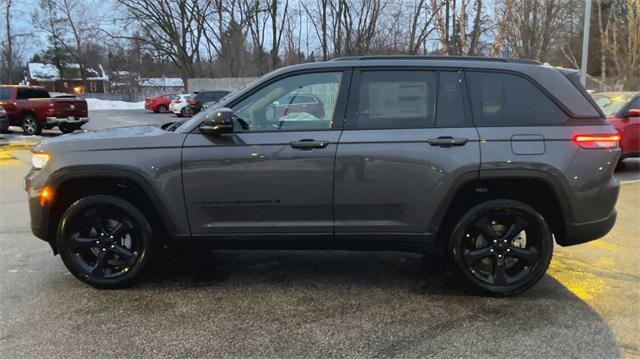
426,136,469,147
289,139,329,150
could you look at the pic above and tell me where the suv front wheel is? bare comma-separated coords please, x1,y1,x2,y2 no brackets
57,195,154,289
449,199,553,296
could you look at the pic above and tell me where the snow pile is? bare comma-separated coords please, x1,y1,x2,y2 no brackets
85,98,144,110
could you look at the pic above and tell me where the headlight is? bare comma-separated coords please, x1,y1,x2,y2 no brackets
31,153,50,169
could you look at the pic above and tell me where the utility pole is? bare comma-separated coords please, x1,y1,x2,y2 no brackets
580,0,592,86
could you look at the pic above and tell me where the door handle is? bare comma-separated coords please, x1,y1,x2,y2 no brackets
426,136,469,147
289,139,329,150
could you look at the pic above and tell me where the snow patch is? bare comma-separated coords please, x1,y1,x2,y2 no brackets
85,98,144,110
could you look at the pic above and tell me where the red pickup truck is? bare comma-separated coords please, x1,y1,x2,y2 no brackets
0,85,89,135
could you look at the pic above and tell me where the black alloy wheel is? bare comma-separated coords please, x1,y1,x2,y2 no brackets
22,114,42,135
449,199,553,296
58,195,153,288
157,104,168,113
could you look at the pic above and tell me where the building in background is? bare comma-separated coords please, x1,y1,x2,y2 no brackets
26,63,108,94
138,77,184,98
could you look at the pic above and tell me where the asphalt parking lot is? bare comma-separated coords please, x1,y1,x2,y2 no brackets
0,110,639,358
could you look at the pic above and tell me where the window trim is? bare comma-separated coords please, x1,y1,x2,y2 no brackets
345,67,472,130
190,68,352,134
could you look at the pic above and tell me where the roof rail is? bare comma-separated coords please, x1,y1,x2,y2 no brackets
330,55,541,65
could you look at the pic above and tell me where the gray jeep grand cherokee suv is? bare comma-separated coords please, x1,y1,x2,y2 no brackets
26,56,620,295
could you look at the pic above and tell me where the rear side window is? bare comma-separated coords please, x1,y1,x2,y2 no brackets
350,71,436,129
436,71,467,127
467,72,567,126
629,96,640,110
29,88,50,98
17,88,29,99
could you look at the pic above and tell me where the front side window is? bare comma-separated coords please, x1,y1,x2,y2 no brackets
350,71,436,129
467,72,567,126
0,88,11,100
231,72,343,131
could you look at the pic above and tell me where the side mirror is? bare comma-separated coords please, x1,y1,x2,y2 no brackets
200,107,234,135
626,108,640,117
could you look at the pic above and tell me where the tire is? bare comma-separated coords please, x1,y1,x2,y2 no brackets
21,114,42,135
448,199,553,296
178,107,186,117
157,105,168,113
0,122,9,134
57,195,154,289
59,123,81,134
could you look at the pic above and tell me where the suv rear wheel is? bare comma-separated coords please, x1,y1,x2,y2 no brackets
59,123,81,134
449,199,553,296
57,195,154,289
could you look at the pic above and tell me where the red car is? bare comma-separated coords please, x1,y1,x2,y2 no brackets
145,94,176,113
593,92,640,163
0,85,88,135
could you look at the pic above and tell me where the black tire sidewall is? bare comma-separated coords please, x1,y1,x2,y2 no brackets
57,195,153,289
449,199,553,296
59,123,81,134
158,105,168,113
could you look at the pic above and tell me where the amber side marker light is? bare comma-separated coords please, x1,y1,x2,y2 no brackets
573,134,621,149
40,186,54,207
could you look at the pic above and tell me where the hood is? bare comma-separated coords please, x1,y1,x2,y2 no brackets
34,125,186,153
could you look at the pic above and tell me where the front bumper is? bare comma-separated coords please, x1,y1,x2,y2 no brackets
46,116,89,125
25,173,53,248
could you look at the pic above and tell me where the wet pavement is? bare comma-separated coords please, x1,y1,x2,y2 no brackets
0,110,638,358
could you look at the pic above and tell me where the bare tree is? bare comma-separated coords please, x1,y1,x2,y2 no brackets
606,0,640,89
115,0,216,83
34,0,105,88
1,0,20,83
432,0,487,56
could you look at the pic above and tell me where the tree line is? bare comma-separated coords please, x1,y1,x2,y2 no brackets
1,0,639,90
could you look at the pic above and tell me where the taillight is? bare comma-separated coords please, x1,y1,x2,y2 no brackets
188,99,197,105
176,99,182,104
573,133,621,149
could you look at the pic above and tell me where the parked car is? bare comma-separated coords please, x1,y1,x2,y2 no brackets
186,90,230,115
169,94,191,117
0,85,89,135
270,94,325,121
593,91,640,163
26,56,620,296
144,94,176,113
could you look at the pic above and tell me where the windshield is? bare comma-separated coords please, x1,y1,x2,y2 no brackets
594,93,634,116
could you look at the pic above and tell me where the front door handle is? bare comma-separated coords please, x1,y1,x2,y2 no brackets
426,136,469,147
290,139,329,150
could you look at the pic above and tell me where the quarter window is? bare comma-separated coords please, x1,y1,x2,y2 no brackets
467,72,567,126
231,72,343,131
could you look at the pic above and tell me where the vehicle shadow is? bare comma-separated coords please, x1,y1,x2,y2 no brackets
132,247,620,358
5,126,64,138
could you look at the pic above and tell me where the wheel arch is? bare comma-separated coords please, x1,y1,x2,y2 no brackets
431,170,574,251
45,166,180,252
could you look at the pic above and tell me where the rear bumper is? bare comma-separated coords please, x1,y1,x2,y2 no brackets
46,117,89,125
562,210,617,246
